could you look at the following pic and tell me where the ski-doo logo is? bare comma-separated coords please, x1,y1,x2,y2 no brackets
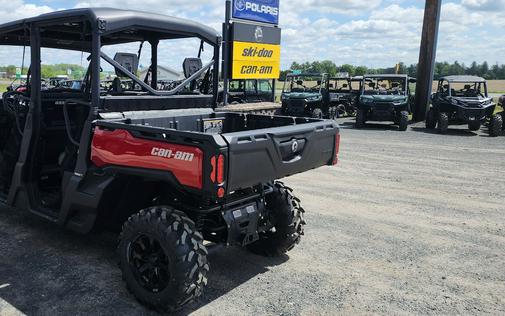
151,147,195,162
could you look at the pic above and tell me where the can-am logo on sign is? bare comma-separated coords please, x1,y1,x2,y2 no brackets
232,0,279,25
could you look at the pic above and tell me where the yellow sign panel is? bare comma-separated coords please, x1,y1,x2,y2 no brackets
231,41,281,79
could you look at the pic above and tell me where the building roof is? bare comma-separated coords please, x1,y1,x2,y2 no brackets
0,8,221,51
440,75,486,83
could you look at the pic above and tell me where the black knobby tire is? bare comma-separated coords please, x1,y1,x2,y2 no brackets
247,181,306,257
355,109,365,128
489,114,503,137
468,121,481,131
311,108,323,119
426,108,436,129
398,111,409,131
336,104,346,117
118,207,209,312
437,112,449,134
328,106,338,120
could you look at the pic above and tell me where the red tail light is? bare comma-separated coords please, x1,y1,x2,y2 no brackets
210,154,226,197
217,154,225,184
332,134,340,165
210,156,216,182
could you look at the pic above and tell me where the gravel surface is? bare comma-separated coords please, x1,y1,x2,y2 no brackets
0,118,504,315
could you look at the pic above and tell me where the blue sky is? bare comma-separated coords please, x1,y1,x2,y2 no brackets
0,0,504,69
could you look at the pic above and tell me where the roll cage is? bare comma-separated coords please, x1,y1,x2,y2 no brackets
0,8,222,207
283,73,328,94
437,77,488,98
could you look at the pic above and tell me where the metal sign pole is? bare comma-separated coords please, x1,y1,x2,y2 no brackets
222,0,232,106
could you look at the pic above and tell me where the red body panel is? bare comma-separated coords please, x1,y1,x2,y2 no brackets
91,128,204,189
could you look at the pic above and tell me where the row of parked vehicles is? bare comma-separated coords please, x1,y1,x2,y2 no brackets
281,73,503,135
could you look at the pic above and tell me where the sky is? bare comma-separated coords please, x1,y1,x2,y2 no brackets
0,0,504,70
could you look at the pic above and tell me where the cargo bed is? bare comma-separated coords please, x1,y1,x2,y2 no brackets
93,108,339,194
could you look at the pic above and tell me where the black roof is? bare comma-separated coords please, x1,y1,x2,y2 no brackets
440,75,486,83
363,74,408,79
0,8,221,51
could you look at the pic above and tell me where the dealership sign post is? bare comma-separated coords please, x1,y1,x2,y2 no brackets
222,0,281,105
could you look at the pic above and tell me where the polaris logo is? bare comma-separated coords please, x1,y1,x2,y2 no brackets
235,0,279,16
151,147,195,162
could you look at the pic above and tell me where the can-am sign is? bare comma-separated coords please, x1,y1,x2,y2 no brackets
232,0,279,25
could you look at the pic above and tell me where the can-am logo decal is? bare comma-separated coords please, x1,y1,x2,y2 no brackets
151,147,195,162
291,140,299,153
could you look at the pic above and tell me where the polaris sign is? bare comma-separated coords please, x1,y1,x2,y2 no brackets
232,0,280,25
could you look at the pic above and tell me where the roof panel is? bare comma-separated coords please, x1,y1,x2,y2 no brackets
0,8,221,48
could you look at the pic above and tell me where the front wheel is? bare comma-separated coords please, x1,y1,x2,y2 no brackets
247,181,306,257
355,109,365,128
328,106,338,120
311,108,323,119
118,207,209,312
437,112,449,134
489,114,503,137
426,108,436,129
398,111,409,131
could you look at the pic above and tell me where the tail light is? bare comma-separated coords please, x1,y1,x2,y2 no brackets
217,154,225,184
332,134,340,165
210,153,226,197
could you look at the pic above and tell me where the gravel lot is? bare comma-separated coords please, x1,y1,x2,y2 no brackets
1,118,504,315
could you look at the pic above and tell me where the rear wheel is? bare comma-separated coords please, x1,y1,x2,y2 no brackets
426,108,436,129
118,207,209,312
247,181,305,257
489,114,503,137
355,109,365,128
437,112,449,134
398,111,409,131
468,121,481,131
311,108,323,119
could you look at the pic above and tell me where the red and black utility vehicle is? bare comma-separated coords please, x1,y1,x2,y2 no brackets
0,8,340,311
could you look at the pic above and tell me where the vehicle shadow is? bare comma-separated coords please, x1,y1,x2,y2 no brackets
410,126,479,137
0,206,287,315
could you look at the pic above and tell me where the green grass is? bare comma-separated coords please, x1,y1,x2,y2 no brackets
0,83,8,93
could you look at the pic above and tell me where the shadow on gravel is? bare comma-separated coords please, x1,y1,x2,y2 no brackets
410,126,479,137
0,207,288,315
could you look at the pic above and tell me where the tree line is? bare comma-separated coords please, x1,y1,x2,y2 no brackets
0,64,85,80
281,61,505,81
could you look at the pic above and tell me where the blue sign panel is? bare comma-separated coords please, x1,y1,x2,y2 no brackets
232,0,280,25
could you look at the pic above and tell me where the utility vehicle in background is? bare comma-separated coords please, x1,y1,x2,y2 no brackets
328,75,361,117
218,79,275,104
281,73,336,119
0,8,340,312
355,74,414,131
426,76,502,136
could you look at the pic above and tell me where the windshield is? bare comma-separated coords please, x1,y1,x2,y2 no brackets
447,82,487,97
363,77,407,96
283,75,324,93
328,79,351,93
